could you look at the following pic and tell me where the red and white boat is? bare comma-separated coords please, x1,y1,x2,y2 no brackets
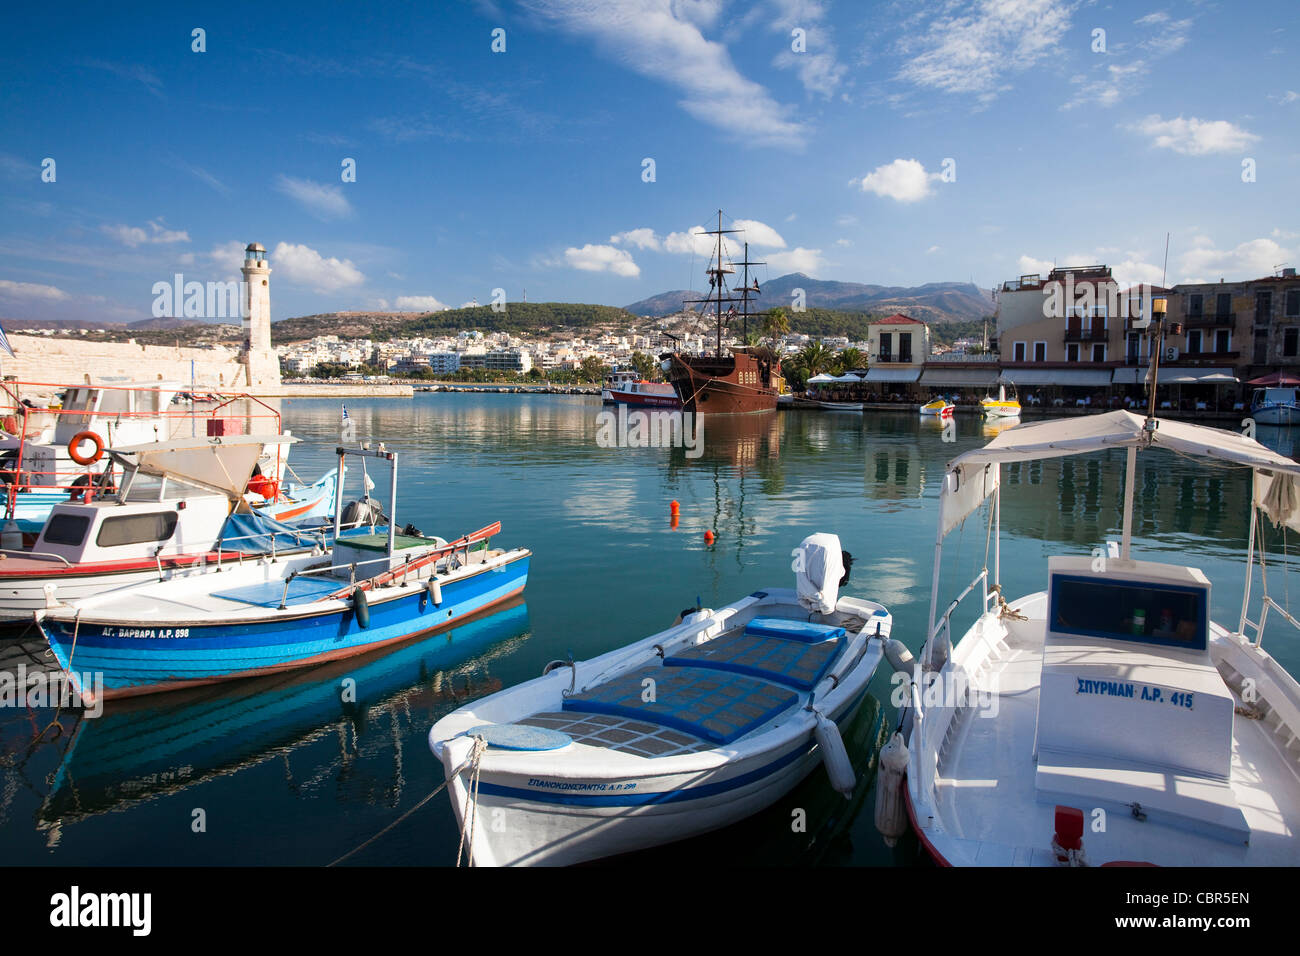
605,379,682,409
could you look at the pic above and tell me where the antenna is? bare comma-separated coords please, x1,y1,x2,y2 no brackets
1161,232,1170,287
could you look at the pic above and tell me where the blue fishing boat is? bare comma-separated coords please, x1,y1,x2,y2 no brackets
36,444,530,703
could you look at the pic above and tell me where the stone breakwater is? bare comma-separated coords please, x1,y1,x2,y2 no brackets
415,384,601,395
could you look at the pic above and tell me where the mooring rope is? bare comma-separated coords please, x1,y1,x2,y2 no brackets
327,733,486,868
455,736,487,868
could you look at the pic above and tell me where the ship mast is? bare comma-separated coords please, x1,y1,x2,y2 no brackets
735,241,764,343
684,210,739,357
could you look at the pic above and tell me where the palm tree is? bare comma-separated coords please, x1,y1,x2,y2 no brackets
762,307,790,347
798,341,834,377
838,347,866,373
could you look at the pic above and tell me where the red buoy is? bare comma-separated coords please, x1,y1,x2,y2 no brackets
704,530,715,544
670,500,680,516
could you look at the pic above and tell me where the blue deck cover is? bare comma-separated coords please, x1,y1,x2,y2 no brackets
212,575,342,608
563,667,796,745
665,632,842,691
744,616,845,643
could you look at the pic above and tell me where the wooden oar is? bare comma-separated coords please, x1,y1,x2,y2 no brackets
319,521,502,602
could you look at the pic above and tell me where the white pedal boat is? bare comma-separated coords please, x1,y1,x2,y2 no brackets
881,409,1300,866
429,533,890,866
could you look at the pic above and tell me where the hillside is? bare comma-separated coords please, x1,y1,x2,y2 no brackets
626,274,992,323
271,302,640,343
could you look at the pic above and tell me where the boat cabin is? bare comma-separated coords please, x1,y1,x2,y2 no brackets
1034,555,1244,842
33,475,232,565
1251,386,1298,410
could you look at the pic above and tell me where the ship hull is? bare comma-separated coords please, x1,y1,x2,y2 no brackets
663,352,778,414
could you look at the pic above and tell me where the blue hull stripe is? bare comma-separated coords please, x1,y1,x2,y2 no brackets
472,684,871,808
43,555,528,693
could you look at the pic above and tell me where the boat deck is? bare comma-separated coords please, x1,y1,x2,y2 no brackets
522,616,849,754
929,611,1300,865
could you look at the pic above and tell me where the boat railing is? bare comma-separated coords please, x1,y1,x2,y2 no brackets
926,567,992,659
211,526,332,566
0,547,73,567
1240,594,1300,651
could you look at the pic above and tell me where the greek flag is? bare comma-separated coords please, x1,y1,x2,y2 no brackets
341,404,349,423
0,323,12,359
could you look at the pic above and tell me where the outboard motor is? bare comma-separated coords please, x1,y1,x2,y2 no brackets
795,533,845,615
341,495,388,529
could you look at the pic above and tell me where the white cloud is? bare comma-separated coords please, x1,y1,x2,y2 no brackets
521,0,805,147
272,242,366,292
896,0,1074,102
205,240,249,277
926,245,941,254
853,158,939,203
1127,114,1259,155
1017,255,1054,275
1134,11,1168,25
1179,237,1294,283
664,225,711,256
0,279,70,301
276,175,353,220
769,0,846,98
836,238,853,247
1062,61,1147,110
394,295,451,311
609,228,661,250
766,247,826,276
101,219,190,247
563,243,640,277
1276,90,1299,105
732,219,786,249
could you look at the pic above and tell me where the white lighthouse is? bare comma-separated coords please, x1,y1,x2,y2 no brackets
240,242,280,389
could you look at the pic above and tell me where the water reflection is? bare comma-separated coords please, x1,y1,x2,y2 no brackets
30,600,530,842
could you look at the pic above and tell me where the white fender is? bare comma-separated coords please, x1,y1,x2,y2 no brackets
813,709,855,799
428,577,442,606
874,731,910,846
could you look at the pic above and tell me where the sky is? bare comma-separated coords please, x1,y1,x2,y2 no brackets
0,0,1296,324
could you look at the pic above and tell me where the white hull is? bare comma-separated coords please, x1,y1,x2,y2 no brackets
431,586,888,866
1251,403,1299,426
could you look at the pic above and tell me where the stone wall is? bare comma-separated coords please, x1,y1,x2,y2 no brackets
1,335,261,392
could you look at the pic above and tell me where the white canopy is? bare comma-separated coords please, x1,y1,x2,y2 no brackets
807,373,836,384
866,367,922,383
832,372,863,383
110,434,297,500
939,410,1300,536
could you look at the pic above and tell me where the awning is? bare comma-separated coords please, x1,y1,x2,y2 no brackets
832,372,863,383
866,367,922,383
109,434,297,500
1249,372,1300,386
1113,366,1237,385
939,410,1300,537
806,373,836,384
1001,368,1112,387
918,367,1000,387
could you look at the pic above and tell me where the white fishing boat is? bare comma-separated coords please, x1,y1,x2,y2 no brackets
876,409,1300,866
818,401,864,412
0,435,335,623
1250,386,1299,426
428,533,890,866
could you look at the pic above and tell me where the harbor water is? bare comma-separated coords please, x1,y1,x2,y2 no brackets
3,393,1297,866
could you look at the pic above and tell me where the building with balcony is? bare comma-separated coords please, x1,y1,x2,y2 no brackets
863,313,930,392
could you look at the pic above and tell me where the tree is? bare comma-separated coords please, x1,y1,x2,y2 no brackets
578,356,610,382
838,347,866,372
762,307,790,346
629,351,659,380
797,342,834,377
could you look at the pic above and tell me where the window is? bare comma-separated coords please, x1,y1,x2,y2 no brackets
43,514,90,547
898,332,913,364
1050,574,1207,651
1285,328,1298,358
1187,294,1203,317
1034,341,1047,362
1217,293,1232,318
1287,289,1300,317
1187,329,1202,354
1092,343,1106,363
1214,329,1230,354
1013,341,1026,362
1066,343,1080,362
96,511,178,548
879,332,893,361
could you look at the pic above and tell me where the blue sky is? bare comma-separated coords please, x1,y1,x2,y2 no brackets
0,0,1296,324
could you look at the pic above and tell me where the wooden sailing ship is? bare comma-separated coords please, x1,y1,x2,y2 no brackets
660,212,781,414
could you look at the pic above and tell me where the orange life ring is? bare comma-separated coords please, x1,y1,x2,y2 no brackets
68,430,104,466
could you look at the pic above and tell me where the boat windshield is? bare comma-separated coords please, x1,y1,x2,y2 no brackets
1049,574,1207,651
123,473,223,502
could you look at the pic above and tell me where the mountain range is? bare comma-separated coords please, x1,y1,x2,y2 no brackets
625,274,993,323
